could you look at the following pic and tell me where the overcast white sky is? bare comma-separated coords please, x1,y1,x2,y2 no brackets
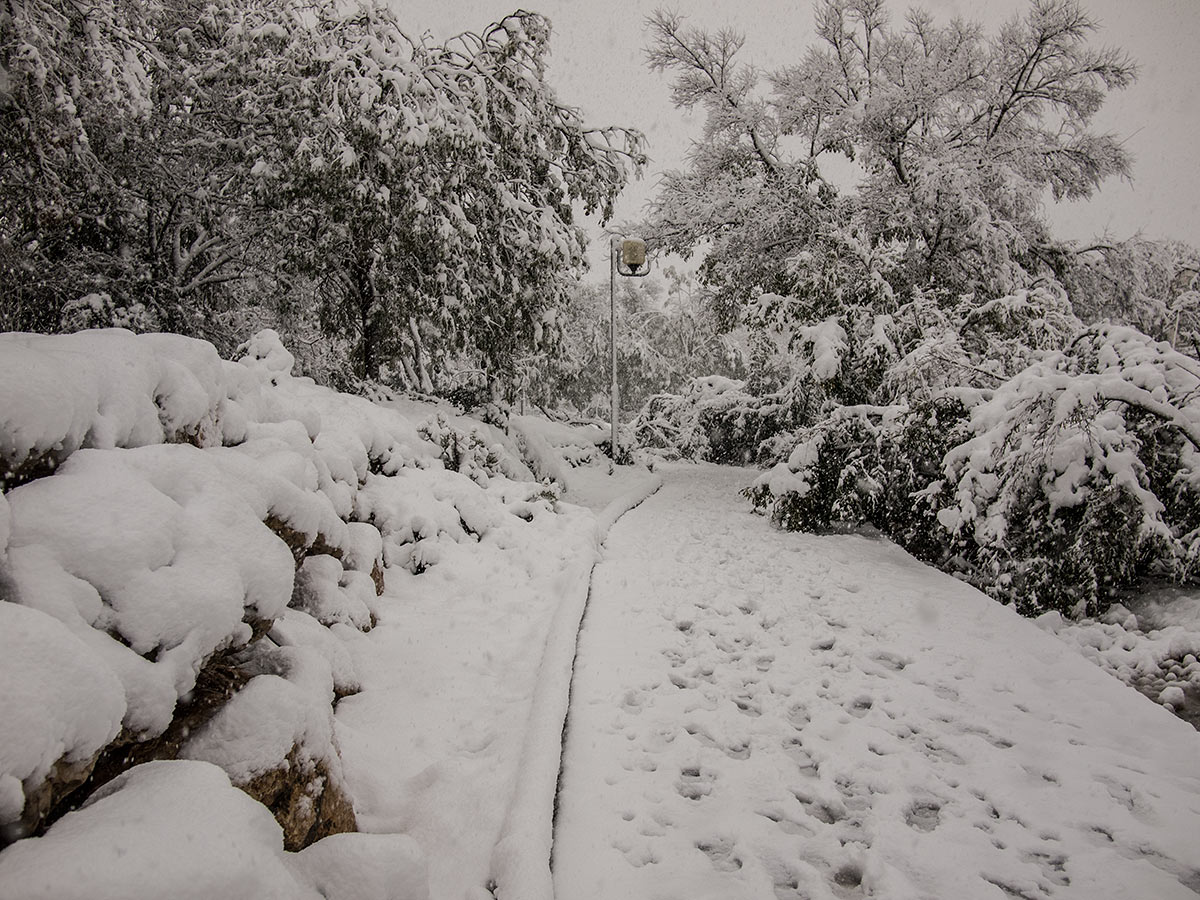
395,0,1200,278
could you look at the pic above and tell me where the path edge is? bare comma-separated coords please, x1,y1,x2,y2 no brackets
489,474,663,900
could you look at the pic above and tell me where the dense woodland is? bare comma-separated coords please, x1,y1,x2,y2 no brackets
5,0,1200,618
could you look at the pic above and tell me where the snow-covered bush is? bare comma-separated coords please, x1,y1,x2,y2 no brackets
748,322,1200,618
633,376,810,465
416,413,525,486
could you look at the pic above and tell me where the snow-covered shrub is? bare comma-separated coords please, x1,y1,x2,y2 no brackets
749,322,1200,618
0,330,234,488
417,413,519,486
744,398,967,558
633,376,809,464
60,293,156,333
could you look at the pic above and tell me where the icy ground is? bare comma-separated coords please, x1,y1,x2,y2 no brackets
553,464,1200,900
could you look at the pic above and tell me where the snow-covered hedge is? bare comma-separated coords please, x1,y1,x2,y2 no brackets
0,327,559,868
633,376,809,465
746,323,1200,617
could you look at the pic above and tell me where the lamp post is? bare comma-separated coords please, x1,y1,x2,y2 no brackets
609,235,649,461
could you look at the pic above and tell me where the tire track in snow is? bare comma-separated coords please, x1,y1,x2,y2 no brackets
552,463,1200,900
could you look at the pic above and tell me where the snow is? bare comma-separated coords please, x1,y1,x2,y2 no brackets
0,329,629,898
554,463,1200,900
4,329,1200,900
0,760,316,900
4,445,302,736
292,554,373,630
0,330,227,472
289,832,429,900
181,645,338,784
0,603,125,821
1036,596,1200,725
331,496,600,899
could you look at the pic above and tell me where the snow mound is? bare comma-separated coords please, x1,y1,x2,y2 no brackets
291,832,429,900
181,644,338,784
0,760,316,900
0,603,125,827
0,326,591,900
4,444,304,737
0,330,229,483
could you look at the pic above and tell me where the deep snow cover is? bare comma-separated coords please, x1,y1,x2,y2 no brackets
3,329,1200,900
0,327,657,899
554,464,1200,900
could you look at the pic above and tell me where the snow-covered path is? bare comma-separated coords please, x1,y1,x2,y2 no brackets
553,464,1200,900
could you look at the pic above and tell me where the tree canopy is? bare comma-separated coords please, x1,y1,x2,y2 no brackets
1,0,645,387
642,0,1137,325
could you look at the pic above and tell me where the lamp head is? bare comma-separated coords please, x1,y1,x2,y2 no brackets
620,238,647,276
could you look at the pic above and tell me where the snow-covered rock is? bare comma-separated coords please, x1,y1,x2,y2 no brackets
0,760,318,900
0,326,589,900
0,603,125,840
0,330,230,484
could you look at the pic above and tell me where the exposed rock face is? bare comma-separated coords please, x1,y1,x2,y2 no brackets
241,749,357,852
265,514,346,567
24,642,259,842
5,753,100,848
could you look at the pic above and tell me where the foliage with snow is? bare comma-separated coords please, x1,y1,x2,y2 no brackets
1,0,644,391
527,271,746,419
742,306,1200,617
641,0,1137,325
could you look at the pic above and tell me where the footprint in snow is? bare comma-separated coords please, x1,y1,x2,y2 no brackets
1021,850,1071,888
732,693,761,717
792,788,845,825
787,702,811,729
955,721,1015,749
758,807,814,837
919,737,967,766
676,766,715,801
668,671,692,690
684,723,751,760
869,649,911,672
812,636,837,651
736,596,760,615
612,836,659,868
662,647,688,668
846,694,874,717
620,751,658,773
619,689,646,713
832,862,866,898
905,799,943,832
696,837,743,872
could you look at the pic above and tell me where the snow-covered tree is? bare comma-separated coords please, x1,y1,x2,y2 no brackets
1063,238,1200,351
642,0,1135,325
0,0,156,330
3,1,645,391
525,270,744,418
257,4,645,387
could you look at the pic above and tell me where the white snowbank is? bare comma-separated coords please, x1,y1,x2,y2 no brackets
290,832,429,900
0,326,617,900
0,330,229,474
4,445,302,737
0,760,316,900
0,603,125,825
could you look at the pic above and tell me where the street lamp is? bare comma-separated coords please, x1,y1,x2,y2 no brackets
610,234,649,460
